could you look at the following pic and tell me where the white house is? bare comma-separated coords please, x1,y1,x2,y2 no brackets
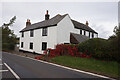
19,10,98,54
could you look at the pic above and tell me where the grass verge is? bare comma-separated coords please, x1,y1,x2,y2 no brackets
49,56,119,79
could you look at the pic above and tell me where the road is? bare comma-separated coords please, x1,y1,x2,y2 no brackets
1,52,110,79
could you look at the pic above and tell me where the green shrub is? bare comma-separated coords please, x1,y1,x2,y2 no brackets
78,38,113,61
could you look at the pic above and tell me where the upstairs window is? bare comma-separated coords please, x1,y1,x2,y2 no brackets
30,30,34,37
84,30,86,35
89,32,90,38
30,42,33,49
42,42,47,50
80,29,82,35
22,32,24,37
92,33,94,38
42,27,47,36
21,42,23,48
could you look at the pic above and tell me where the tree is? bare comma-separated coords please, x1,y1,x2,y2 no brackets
108,26,120,61
1,16,17,50
2,16,16,28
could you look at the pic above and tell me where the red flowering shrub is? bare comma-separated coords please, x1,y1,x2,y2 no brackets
35,57,38,59
35,55,43,60
46,44,92,59
43,51,47,54
35,44,92,60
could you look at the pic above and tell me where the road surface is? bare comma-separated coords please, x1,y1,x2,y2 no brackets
1,52,110,79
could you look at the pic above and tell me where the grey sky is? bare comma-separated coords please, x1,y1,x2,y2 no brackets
1,2,118,39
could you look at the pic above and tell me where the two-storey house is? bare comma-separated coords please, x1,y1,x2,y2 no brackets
19,10,98,54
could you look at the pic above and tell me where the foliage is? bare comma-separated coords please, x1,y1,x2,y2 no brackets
2,16,16,27
35,44,92,61
113,26,120,37
77,38,112,60
108,26,120,61
77,25,120,61
1,16,17,50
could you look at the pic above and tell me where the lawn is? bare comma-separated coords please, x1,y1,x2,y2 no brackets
49,56,119,79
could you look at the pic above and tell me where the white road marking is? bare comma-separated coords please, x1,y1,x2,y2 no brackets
4,63,20,80
0,59,1,61
0,64,3,66
0,70,8,72
4,52,115,80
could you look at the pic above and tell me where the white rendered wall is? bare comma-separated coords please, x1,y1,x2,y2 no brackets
57,15,80,44
90,32,92,38
79,29,83,35
19,26,57,54
94,33,98,38
86,31,89,37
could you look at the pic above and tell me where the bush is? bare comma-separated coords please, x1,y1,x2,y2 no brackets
108,36,119,61
108,26,120,61
35,44,92,60
78,38,113,61
35,38,118,61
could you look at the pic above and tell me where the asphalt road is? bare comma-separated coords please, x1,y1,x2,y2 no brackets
0,52,16,79
2,52,110,79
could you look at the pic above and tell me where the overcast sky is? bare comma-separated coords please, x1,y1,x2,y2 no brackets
1,1,118,39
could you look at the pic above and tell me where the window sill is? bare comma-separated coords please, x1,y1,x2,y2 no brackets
42,35,47,36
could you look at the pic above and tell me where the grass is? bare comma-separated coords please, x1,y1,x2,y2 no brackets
49,56,119,79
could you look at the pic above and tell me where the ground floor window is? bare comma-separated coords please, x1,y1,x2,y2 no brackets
42,42,47,50
21,42,23,48
30,42,33,49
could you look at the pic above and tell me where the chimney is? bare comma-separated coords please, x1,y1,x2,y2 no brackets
45,10,50,20
26,19,31,27
86,21,89,26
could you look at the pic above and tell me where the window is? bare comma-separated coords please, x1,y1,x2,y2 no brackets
30,42,33,49
80,29,82,35
42,42,47,50
21,42,23,48
42,27,47,36
64,43,69,44
84,30,86,35
22,32,24,37
92,33,94,38
30,30,34,37
89,32,90,38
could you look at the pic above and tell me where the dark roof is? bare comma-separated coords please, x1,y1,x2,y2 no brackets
20,14,97,34
70,33,89,44
71,20,97,33
20,14,67,32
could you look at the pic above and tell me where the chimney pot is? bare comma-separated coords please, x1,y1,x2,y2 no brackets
45,10,50,20
26,19,31,27
46,10,48,14
86,21,89,26
27,19,30,22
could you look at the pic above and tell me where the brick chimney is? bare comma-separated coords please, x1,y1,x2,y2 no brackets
86,21,89,26
45,10,50,20
26,19,31,27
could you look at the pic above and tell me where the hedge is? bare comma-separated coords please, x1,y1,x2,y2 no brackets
78,38,117,61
